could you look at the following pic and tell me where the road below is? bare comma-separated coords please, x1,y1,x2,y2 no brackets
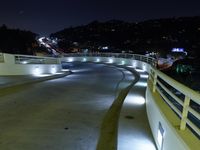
0,62,135,150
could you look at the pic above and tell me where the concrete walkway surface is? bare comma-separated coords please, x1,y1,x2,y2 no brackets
0,71,70,89
118,68,156,150
0,63,156,150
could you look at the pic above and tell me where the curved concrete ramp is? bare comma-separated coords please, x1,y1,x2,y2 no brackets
0,63,155,150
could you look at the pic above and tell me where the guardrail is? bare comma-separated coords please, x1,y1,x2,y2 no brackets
0,53,4,63
64,52,200,138
15,54,59,64
149,67,200,138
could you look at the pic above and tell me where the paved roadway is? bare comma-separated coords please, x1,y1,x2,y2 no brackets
0,62,139,150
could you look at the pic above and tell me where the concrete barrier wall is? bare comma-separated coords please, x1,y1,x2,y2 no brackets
60,56,152,73
146,87,190,150
0,53,62,75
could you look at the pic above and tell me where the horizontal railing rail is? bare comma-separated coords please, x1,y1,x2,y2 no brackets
15,54,59,64
0,53,4,63
150,68,200,138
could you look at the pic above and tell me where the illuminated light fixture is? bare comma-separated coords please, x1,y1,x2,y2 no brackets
132,62,137,67
33,66,41,76
62,69,69,71
51,66,56,74
82,58,87,62
108,58,113,63
157,122,164,149
68,58,73,62
96,58,100,62
121,60,125,65
102,46,109,50
22,61,28,64
142,64,146,71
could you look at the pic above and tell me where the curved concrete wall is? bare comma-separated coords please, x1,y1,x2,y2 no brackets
60,56,152,73
0,64,62,75
0,53,62,75
146,87,190,150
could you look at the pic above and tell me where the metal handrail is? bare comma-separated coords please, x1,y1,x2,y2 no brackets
150,67,200,137
14,54,59,64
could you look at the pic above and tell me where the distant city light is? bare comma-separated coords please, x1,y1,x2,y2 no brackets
172,48,187,55
121,60,125,65
102,46,109,50
172,48,184,52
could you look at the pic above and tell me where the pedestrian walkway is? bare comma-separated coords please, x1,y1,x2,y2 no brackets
118,69,156,150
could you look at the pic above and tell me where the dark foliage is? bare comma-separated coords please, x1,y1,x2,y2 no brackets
0,25,38,55
51,17,200,56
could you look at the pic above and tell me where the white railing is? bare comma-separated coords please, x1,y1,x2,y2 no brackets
0,53,4,63
64,52,200,138
149,67,200,137
15,54,59,64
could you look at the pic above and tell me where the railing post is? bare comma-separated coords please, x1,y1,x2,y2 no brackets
153,71,157,93
180,96,190,130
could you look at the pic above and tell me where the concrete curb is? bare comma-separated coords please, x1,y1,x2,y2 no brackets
96,65,140,150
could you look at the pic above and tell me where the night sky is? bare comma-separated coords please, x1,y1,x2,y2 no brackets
0,0,200,36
